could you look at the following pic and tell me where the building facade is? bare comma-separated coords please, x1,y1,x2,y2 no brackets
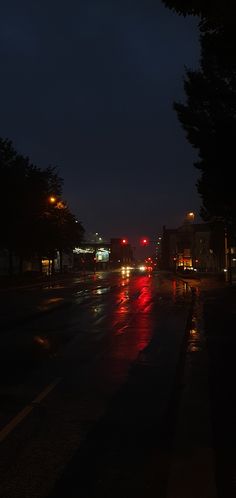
161,218,226,273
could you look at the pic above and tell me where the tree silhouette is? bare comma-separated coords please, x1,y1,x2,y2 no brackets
161,1,236,238
0,137,84,274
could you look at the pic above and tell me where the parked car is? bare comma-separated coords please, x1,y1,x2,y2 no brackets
177,266,197,277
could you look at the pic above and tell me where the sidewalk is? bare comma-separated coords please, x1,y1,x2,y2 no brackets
178,275,236,498
201,282,236,498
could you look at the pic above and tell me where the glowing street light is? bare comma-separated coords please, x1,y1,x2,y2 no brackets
186,211,195,222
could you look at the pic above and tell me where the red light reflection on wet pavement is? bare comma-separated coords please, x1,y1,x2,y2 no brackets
103,276,156,379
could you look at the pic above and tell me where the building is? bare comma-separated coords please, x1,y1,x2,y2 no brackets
161,216,226,273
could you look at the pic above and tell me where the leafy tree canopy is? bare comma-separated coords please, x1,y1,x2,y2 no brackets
162,1,236,235
0,137,84,260
161,0,236,29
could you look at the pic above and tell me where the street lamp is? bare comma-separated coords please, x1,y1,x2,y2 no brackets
186,211,195,222
47,195,67,274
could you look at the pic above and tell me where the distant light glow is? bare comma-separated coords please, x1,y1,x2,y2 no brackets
140,237,149,246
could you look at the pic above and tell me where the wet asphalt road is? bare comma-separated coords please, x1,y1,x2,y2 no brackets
0,271,193,497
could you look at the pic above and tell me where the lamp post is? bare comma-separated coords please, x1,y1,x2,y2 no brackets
47,195,66,274
224,224,232,284
43,196,58,277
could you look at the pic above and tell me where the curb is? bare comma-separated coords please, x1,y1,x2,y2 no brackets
166,284,217,497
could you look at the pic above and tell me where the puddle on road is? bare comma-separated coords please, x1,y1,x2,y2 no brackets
171,279,193,304
75,289,89,296
92,304,105,315
75,286,110,297
33,335,51,352
187,310,202,353
93,287,110,295
171,280,202,353
37,297,64,311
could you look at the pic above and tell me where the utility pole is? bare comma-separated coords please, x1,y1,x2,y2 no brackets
225,225,232,285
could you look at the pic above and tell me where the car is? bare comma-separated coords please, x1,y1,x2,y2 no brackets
133,264,153,275
177,266,197,277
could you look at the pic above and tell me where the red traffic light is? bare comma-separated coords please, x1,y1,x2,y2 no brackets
140,237,149,246
121,238,128,245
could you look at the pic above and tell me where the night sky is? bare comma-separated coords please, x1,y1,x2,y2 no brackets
0,1,201,251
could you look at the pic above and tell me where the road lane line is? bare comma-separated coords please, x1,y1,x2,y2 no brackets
0,377,62,443
32,377,62,404
0,405,33,443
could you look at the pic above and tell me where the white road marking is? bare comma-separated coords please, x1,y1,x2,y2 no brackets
32,377,62,404
0,377,62,443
